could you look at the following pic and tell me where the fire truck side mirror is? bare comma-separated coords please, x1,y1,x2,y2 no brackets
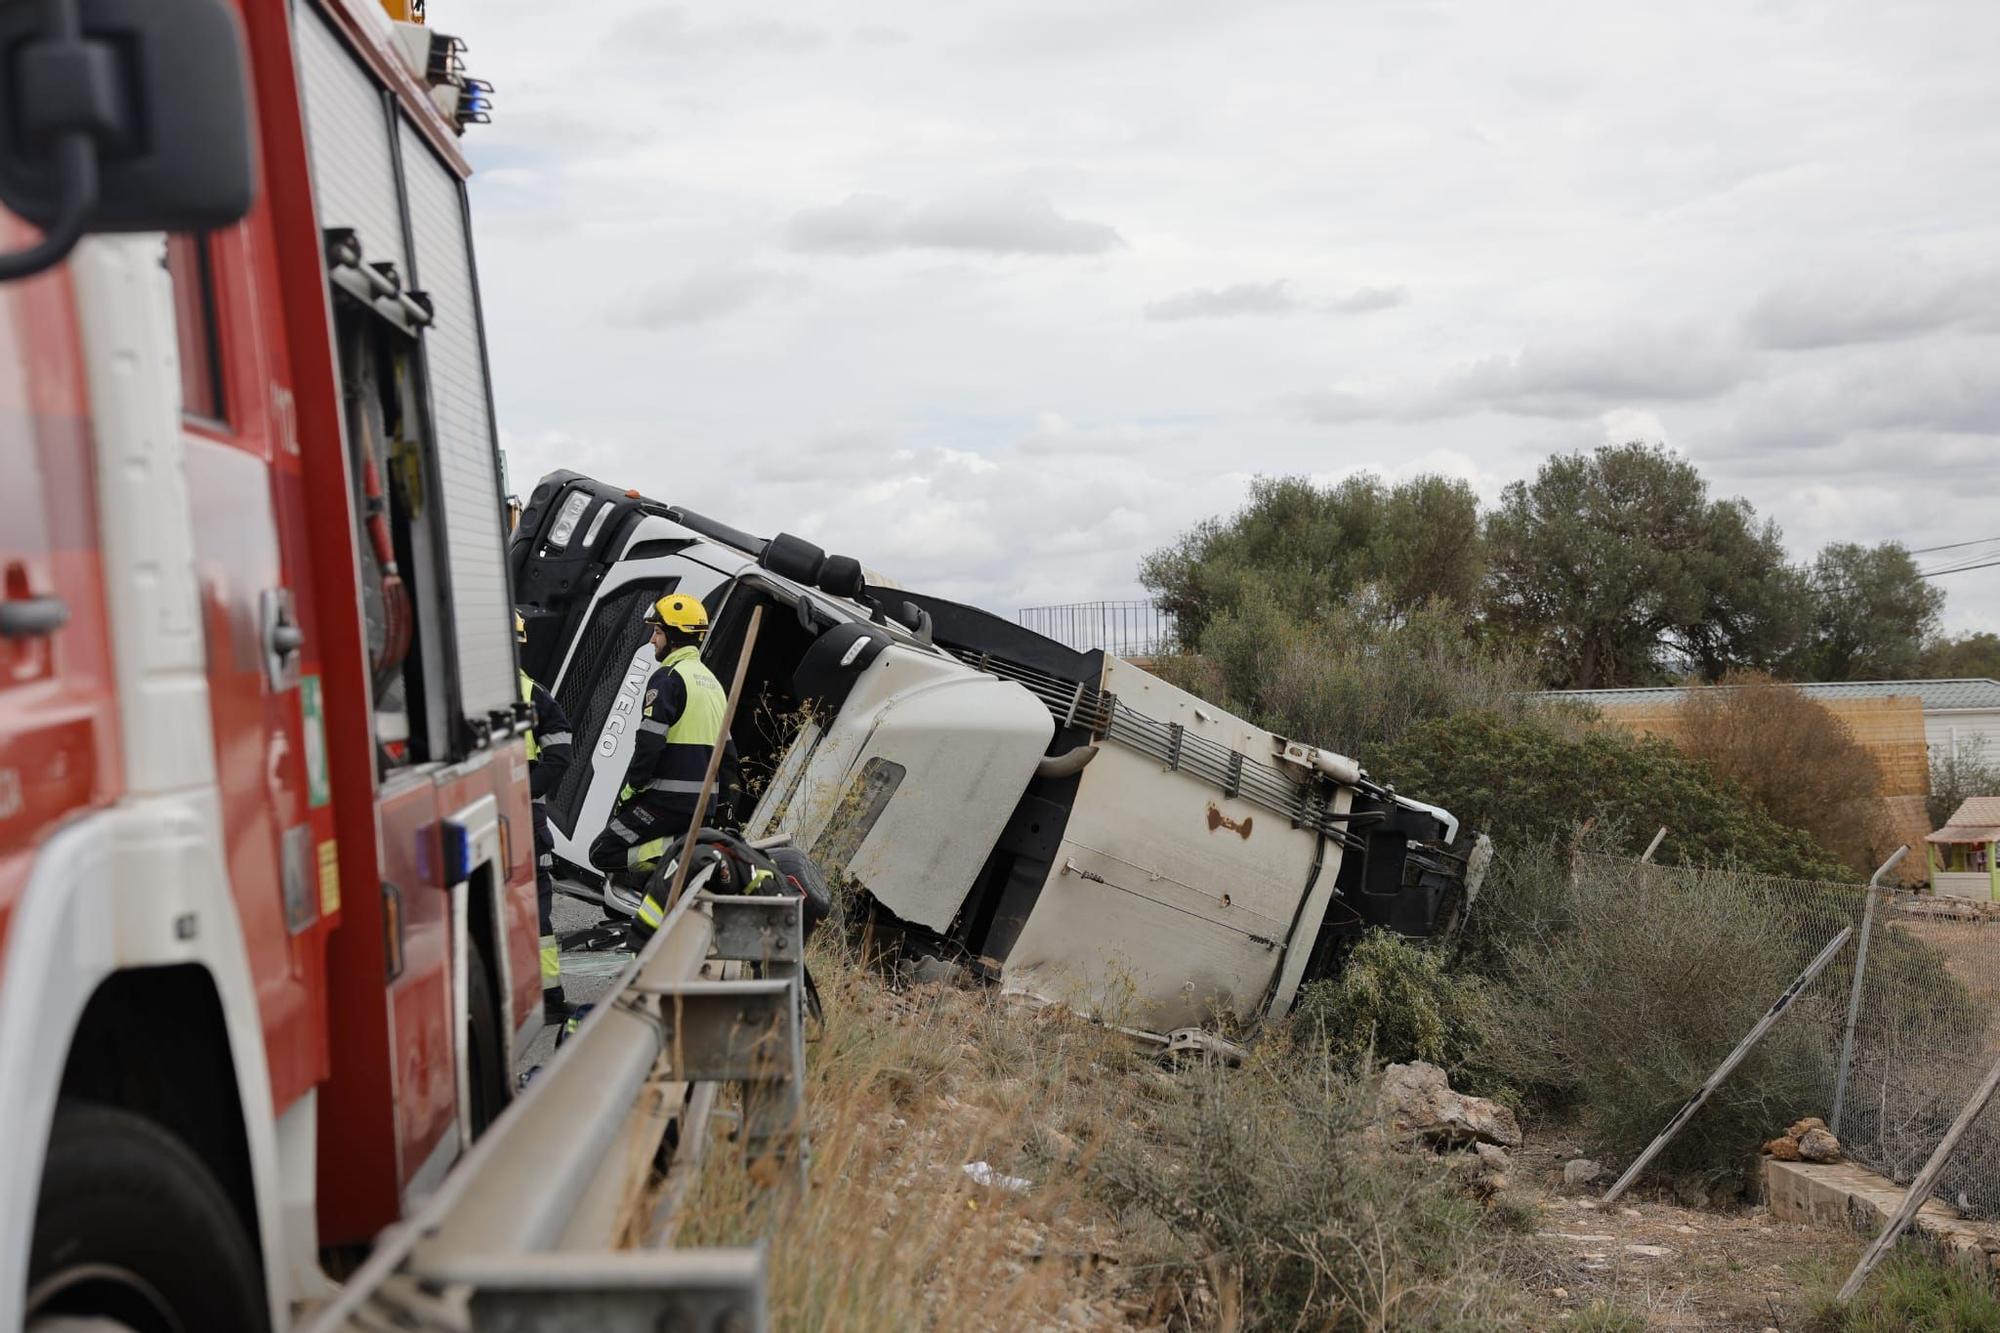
0,0,255,283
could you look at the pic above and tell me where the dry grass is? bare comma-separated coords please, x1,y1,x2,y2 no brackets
670,931,1547,1331
670,934,1161,1331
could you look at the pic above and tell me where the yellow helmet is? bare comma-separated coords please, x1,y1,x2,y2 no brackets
644,593,709,636
514,611,527,644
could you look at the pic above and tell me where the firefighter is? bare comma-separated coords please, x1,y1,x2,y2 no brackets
588,594,728,916
518,613,574,1022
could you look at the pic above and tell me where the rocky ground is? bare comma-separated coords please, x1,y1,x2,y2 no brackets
556,916,1876,1329
1507,1129,1860,1330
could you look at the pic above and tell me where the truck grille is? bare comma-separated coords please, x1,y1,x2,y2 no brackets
549,585,659,835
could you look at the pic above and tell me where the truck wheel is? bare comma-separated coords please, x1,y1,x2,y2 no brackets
27,1101,267,1332
465,940,509,1137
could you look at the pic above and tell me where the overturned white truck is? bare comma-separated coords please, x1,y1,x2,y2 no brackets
511,472,1485,1033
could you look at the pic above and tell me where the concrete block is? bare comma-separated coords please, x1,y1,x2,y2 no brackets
1765,1158,2000,1272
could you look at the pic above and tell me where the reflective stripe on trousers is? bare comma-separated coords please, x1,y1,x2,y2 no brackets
519,670,540,762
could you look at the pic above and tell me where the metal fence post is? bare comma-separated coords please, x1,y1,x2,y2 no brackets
1604,924,1854,1203
1837,1045,2000,1304
1831,845,1908,1139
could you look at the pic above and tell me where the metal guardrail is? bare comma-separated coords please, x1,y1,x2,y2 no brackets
304,881,807,1333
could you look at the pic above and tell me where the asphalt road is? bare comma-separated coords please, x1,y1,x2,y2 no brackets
514,888,636,1074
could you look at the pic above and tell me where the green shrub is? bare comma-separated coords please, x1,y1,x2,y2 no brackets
1089,1040,1529,1330
1295,930,1498,1082
1806,1248,2000,1331
1451,834,1592,982
1192,596,1540,760
1481,857,1837,1192
1373,711,1857,882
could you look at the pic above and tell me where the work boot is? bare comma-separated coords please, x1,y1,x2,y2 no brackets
543,988,572,1025
555,1003,594,1048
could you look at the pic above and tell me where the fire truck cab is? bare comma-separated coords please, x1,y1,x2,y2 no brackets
0,0,534,1327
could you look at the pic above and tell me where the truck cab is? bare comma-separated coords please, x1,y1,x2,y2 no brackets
513,472,1484,1038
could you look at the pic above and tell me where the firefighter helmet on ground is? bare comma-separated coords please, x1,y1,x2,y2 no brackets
644,594,709,636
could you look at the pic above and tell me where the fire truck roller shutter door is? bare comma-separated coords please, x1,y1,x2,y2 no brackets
398,122,514,727
295,6,409,275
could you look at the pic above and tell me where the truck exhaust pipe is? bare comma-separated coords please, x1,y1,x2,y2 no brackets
1035,744,1100,780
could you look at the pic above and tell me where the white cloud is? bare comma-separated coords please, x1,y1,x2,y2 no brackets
1015,412,1185,455
1746,256,2000,350
785,190,1126,256
1324,286,1408,315
1599,407,1670,446
1145,281,1406,321
1146,281,1300,321
1297,326,1756,422
613,267,805,329
464,0,2000,634
598,8,827,58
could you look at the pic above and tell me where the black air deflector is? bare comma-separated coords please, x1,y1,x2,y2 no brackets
866,586,1098,687
792,622,889,715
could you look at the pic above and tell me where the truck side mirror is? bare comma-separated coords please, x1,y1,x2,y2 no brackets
0,0,255,282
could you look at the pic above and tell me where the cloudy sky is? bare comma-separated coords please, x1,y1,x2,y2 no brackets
461,0,2000,634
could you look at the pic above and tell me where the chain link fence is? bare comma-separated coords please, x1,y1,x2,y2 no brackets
1016,600,1176,657
1572,852,2000,1220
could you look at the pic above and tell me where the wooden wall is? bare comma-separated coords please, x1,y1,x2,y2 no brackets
1593,693,1933,884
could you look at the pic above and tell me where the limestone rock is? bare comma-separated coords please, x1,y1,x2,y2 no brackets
1764,1135,1803,1161
1788,1117,1828,1138
1376,1061,1523,1149
1562,1158,1604,1188
1797,1127,1843,1163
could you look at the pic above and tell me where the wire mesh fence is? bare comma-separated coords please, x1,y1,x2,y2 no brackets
1573,852,2000,1220
1016,600,1178,657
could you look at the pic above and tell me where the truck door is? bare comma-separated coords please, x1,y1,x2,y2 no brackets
0,224,119,919
752,636,1055,934
170,223,341,1110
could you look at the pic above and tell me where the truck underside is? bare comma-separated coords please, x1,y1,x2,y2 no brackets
512,471,1485,1034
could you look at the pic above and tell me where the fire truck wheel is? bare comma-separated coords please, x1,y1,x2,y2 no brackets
465,940,509,1136
27,1101,268,1333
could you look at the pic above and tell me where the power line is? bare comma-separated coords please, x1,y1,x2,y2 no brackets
1813,554,1998,596
1909,534,2000,556
1920,557,2000,580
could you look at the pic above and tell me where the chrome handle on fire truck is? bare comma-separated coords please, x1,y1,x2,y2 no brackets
0,595,69,638
261,587,303,691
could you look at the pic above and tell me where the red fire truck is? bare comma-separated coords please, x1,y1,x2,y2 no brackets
0,0,540,1326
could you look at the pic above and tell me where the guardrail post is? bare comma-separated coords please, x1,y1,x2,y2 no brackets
703,891,803,987
657,892,809,1190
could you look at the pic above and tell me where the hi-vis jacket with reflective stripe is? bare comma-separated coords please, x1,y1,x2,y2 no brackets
520,669,572,802
618,646,727,818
